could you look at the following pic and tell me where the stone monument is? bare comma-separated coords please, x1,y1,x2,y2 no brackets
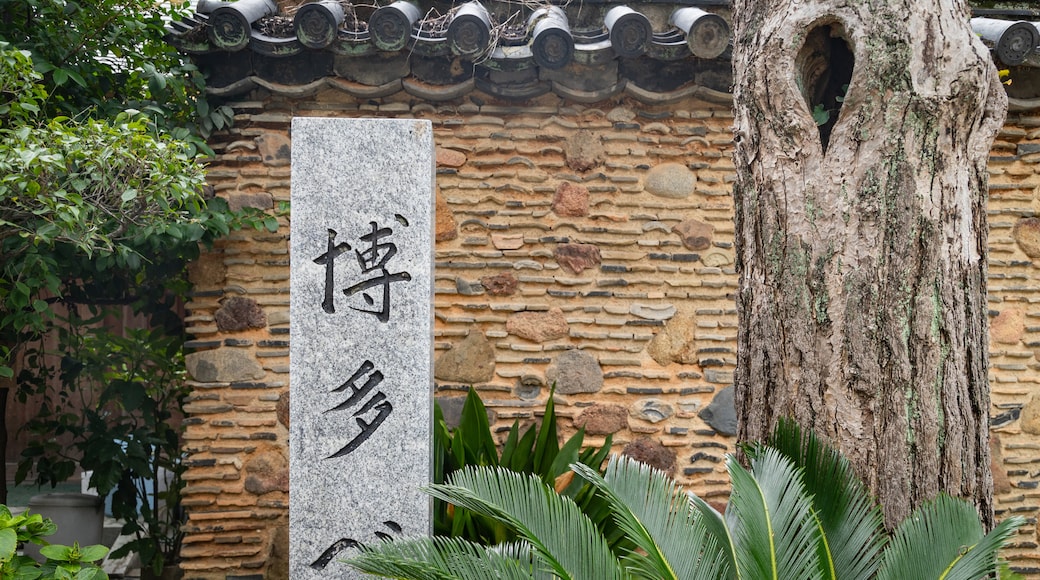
289,118,434,578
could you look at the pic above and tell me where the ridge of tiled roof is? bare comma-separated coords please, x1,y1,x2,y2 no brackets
167,0,1040,108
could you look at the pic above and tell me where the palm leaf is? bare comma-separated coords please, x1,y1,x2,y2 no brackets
499,420,522,468
761,418,887,579
532,391,560,478
574,456,730,580
425,465,628,580
876,494,1024,580
548,425,585,483
689,494,738,580
726,449,821,580
457,387,499,466
943,516,1025,580
346,536,543,580
579,433,613,469
509,422,538,472
491,542,559,580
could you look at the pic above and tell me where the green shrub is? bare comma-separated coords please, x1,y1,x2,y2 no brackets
17,320,186,576
433,387,617,547
0,505,108,580
353,419,1025,579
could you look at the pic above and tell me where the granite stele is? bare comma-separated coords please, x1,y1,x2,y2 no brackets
290,118,434,579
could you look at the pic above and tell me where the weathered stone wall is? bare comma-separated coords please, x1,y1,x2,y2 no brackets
179,87,1040,578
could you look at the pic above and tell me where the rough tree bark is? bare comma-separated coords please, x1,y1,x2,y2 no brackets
732,0,1006,528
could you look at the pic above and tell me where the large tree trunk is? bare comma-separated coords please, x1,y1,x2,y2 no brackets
732,0,1006,528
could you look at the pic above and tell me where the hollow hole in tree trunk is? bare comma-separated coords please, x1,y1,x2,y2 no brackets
796,23,854,153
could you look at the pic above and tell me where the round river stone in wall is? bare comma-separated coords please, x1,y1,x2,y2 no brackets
215,296,267,332
436,394,496,429
436,146,467,167
244,451,289,495
1020,395,1040,435
434,330,496,384
645,305,698,366
516,374,544,400
255,133,291,167
546,349,603,394
606,106,635,122
622,438,676,477
186,252,226,286
672,219,714,251
552,182,590,217
1013,217,1040,258
699,386,737,436
564,130,604,172
227,191,274,212
645,163,696,199
574,403,628,435
632,399,674,423
277,391,289,428
506,307,569,342
991,309,1025,344
435,190,458,242
481,272,518,296
185,348,265,383
991,434,1011,495
554,243,602,275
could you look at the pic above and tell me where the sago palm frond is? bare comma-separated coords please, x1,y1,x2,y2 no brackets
688,494,738,580
727,448,822,580
346,417,1024,580
760,418,887,580
347,536,543,580
425,465,628,580
573,456,730,580
876,494,1025,580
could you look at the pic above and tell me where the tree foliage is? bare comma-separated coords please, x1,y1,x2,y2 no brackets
0,0,278,530
0,0,233,149
0,43,258,378
17,318,189,574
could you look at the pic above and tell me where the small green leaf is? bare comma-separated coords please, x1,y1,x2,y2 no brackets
812,104,830,126
66,69,87,88
39,543,72,560
75,567,108,580
77,544,108,563
0,527,18,559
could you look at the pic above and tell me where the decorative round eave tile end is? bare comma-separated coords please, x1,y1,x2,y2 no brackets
997,21,1039,65
295,1,345,50
530,6,573,70
605,6,652,59
208,9,251,51
371,1,421,52
670,7,729,60
448,2,492,58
